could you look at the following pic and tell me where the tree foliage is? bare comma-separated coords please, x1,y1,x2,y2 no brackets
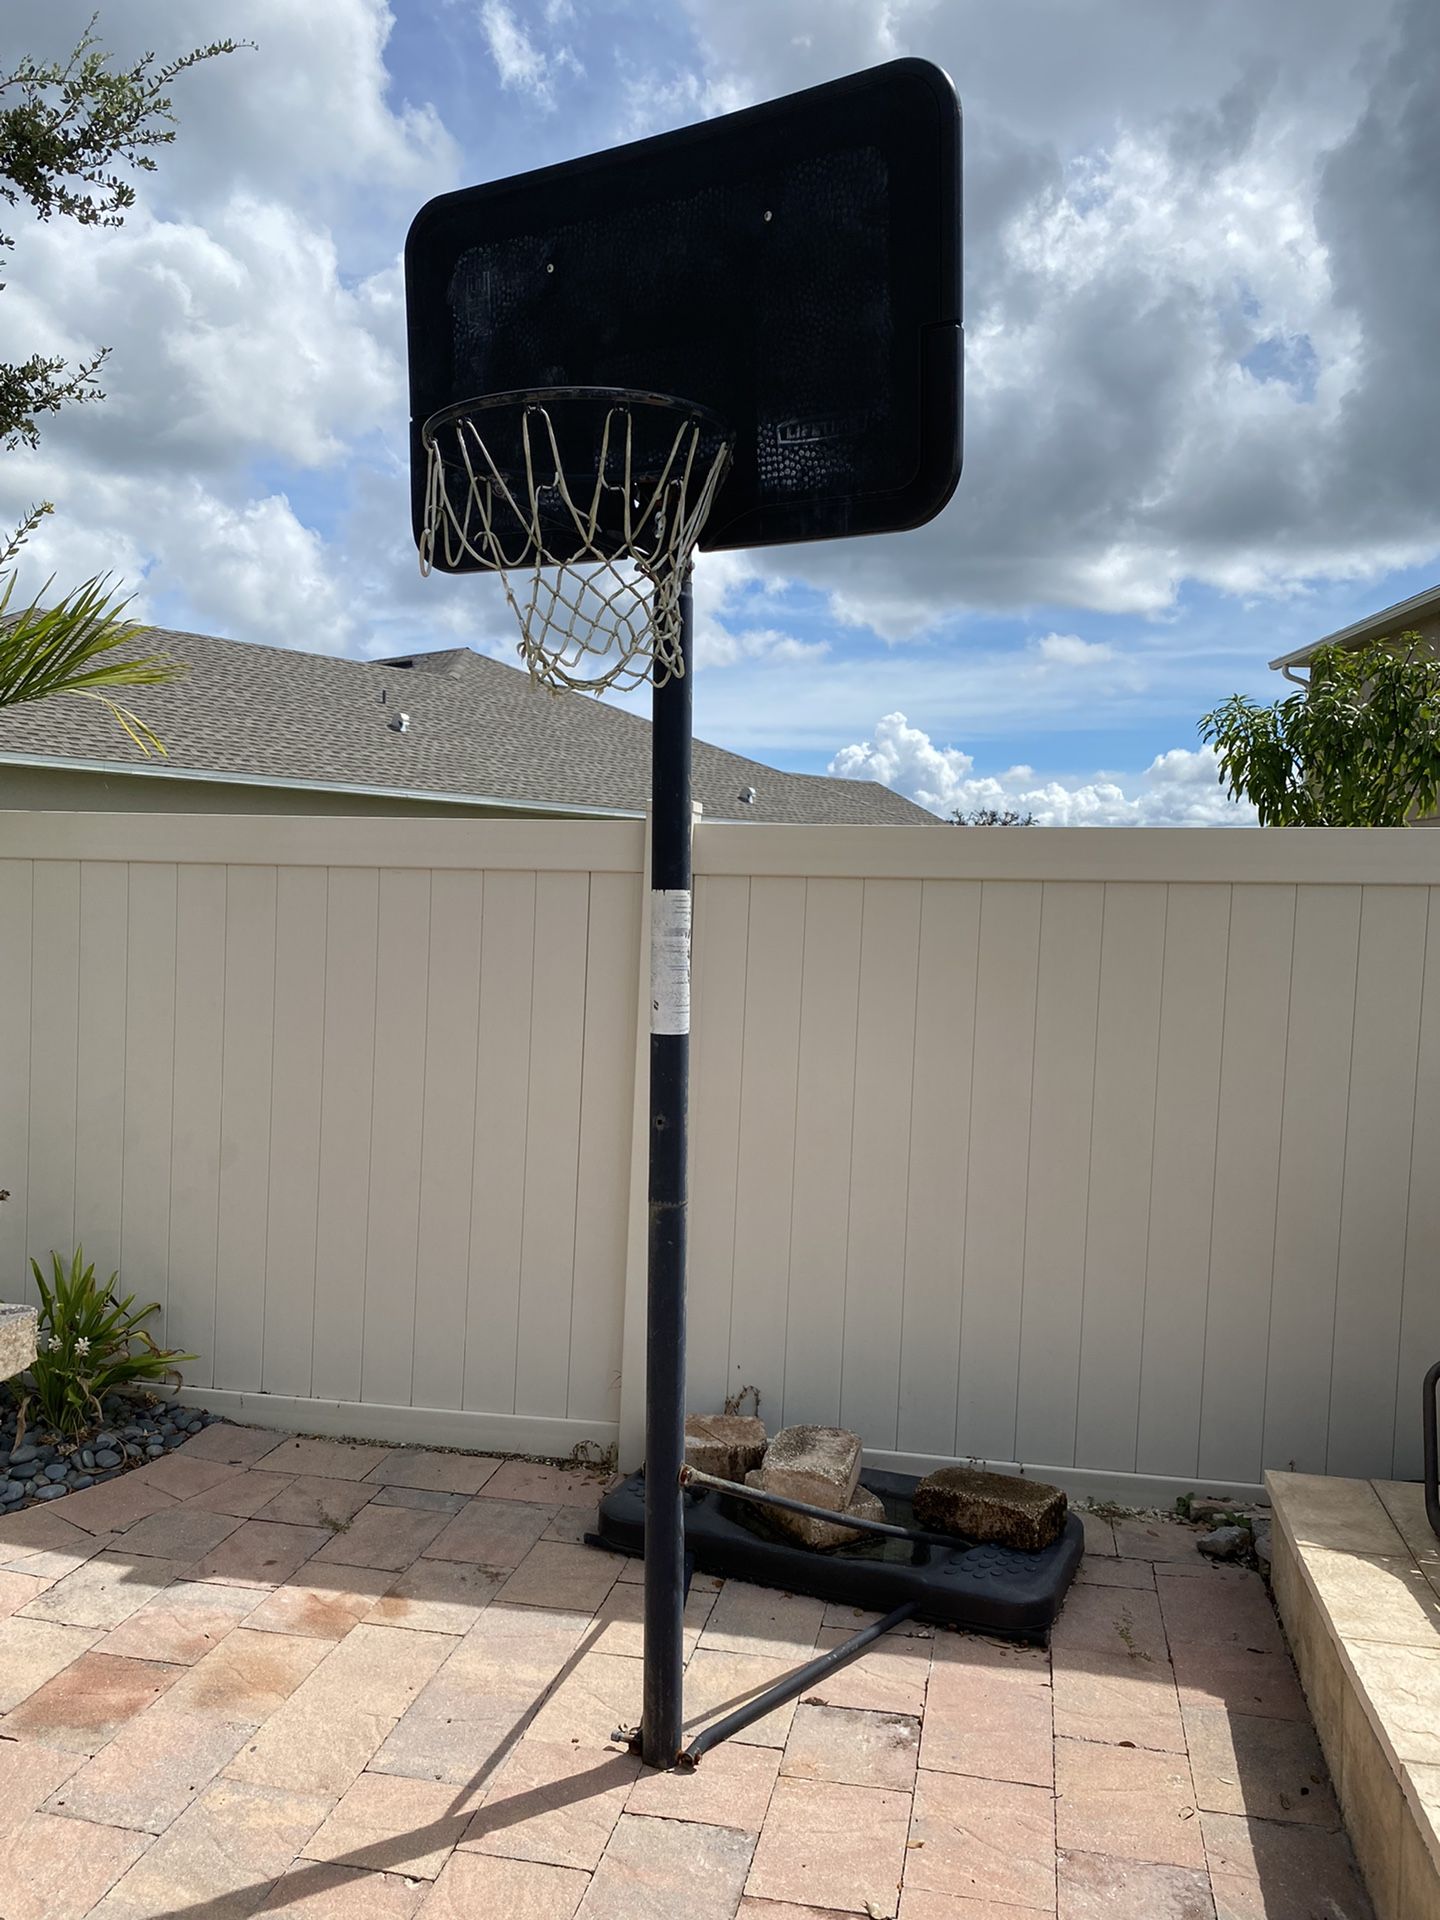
0,13,248,448
950,806,1038,826
1200,634,1440,826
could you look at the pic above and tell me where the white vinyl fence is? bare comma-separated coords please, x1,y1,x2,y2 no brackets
3,812,1438,1499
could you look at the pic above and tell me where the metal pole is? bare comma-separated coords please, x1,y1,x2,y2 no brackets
641,568,693,1769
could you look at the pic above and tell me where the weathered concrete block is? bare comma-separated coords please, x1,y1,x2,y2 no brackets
684,1413,767,1482
754,1424,862,1512
912,1465,1067,1552
744,1473,886,1550
0,1303,38,1383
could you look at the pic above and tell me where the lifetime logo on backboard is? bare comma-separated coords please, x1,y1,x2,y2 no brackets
776,410,871,445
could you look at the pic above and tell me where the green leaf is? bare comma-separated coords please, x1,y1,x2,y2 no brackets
1200,634,1440,827
17,1245,195,1437
0,536,185,755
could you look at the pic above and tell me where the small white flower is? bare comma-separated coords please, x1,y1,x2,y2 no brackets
74,1337,91,1358
47,1333,63,1352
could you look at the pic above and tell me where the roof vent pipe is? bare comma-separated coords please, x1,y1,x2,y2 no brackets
389,712,410,734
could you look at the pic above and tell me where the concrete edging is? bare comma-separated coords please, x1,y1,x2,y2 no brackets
1267,1469,1440,1920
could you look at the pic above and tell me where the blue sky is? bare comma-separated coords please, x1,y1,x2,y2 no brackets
2,0,1436,823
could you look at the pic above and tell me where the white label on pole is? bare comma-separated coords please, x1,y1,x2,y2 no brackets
650,889,692,1035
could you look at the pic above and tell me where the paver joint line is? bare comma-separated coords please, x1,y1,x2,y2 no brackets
0,1428,1370,1920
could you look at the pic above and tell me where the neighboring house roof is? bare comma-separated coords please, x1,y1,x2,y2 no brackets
0,625,937,826
1269,582,1440,674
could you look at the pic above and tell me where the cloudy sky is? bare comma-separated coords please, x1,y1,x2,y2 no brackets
2,0,1436,823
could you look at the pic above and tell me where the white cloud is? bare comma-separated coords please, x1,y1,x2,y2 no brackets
649,0,919,103
0,0,444,656
164,490,359,653
1035,632,1114,665
829,712,978,811
618,66,749,136
3,0,1434,784
0,198,403,478
0,188,402,644
678,547,828,667
829,713,1254,826
479,0,583,107
1,1,459,226
481,1,552,101
628,0,1440,640
6,471,359,654
697,626,829,669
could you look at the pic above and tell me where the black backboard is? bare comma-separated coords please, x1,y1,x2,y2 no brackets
405,59,961,564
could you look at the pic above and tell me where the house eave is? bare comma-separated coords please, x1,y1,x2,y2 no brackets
1268,581,1440,673
0,749,645,821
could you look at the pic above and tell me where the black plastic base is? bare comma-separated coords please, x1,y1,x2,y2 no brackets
591,1467,1083,1642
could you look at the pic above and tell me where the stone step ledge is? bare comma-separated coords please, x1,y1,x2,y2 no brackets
1267,1468,1440,1920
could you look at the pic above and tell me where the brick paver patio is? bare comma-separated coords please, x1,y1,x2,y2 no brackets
0,1426,1375,1918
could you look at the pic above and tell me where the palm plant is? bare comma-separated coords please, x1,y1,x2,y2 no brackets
0,504,183,755
18,1247,195,1440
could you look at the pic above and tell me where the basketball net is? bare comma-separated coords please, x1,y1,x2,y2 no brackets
419,392,732,694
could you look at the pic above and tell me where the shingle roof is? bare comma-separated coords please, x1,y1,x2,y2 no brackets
0,625,937,826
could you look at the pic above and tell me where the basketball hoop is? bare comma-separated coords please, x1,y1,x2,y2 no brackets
419,387,732,694
405,57,962,1772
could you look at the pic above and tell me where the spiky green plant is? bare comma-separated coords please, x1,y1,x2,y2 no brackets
0,504,182,754
16,1247,195,1440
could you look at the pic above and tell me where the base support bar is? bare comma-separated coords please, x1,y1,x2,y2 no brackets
678,1600,919,1768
